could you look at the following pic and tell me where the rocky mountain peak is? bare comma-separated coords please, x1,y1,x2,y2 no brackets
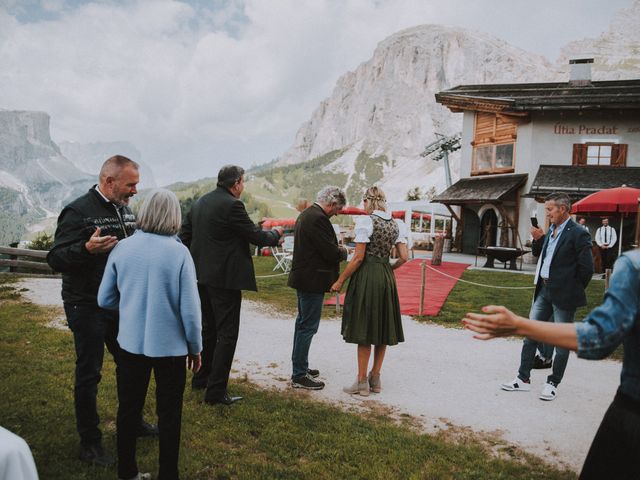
276,24,559,200
558,0,640,80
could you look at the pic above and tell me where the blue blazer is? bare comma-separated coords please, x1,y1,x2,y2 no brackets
532,218,594,310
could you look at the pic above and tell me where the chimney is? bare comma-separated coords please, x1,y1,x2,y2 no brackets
569,58,594,86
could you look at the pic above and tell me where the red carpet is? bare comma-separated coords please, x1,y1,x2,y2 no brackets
325,259,470,316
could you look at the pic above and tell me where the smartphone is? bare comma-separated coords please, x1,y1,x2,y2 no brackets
530,216,539,228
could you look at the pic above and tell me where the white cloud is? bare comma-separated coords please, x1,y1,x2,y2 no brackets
0,0,633,184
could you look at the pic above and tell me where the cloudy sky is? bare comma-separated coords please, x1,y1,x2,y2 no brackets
0,0,633,185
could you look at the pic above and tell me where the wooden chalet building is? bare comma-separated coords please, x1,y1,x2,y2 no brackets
434,60,640,254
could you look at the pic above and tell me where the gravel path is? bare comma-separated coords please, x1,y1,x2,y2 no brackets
16,277,620,472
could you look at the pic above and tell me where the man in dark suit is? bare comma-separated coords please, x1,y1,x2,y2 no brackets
181,165,282,405
288,186,348,389
501,192,593,401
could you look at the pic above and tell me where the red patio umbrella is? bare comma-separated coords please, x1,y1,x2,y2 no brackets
571,186,640,255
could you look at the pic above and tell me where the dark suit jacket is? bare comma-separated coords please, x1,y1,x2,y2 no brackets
532,218,594,310
181,186,280,291
287,204,347,293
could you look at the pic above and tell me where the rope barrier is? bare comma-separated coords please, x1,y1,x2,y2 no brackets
255,272,289,279
424,263,535,290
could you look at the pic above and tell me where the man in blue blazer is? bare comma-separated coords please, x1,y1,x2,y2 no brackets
181,165,282,405
501,192,594,401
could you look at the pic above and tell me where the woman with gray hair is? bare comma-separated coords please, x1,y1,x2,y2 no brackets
98,188,202,480
331,186,409,396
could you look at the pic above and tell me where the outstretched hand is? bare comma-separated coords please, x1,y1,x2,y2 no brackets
85,227,118,254
462,305,521,340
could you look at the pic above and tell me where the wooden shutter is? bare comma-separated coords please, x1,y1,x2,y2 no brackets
474,113,495,144
572,144,587,165
495,115,518,141
611,144,628,167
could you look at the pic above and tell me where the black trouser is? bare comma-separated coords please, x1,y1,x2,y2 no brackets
117,350,186,480
580,390,640,479
64,303,121,446
601,247,616,272
192,285,242,401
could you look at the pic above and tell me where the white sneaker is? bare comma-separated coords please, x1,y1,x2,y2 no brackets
500,376,531,392
119,473,152,480
540,382,557,401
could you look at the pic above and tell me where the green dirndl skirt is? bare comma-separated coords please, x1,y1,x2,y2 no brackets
341,256,404,345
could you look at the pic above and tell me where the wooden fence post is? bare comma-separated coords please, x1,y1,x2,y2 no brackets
418,260,426,317
431,236,444,266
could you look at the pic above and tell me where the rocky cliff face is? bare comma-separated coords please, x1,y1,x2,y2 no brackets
558,0,640,80
277,25,558,199
276,11,640,201
0,110,94,243
0,110,93,215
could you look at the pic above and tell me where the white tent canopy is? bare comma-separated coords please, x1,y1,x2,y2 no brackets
387,200,453,248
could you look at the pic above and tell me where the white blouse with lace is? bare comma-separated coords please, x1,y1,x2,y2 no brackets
353,210,408,244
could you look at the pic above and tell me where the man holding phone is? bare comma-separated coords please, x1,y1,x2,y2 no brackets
47,156,157,467
502,193,593,401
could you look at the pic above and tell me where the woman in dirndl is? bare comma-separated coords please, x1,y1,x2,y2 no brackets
330,186,409,396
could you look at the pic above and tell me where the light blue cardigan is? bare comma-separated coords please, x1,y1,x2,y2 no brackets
98,230,202,357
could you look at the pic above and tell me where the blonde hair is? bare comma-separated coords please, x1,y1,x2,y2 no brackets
363,186,386,212
137,189,181,236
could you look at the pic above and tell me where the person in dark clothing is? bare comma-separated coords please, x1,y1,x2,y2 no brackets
181,165,282,406
47,155,157,467
287,186,348,390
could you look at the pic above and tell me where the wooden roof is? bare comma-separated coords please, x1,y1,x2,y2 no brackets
435,80,640,113
526,165,640,200
433,174,528,205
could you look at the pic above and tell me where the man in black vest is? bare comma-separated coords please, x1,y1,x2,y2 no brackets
181,165,282,405
47,155,157,467
501,192,593,401
288,186,348,389
595,217,617,274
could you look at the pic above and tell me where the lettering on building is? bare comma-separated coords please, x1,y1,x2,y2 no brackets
553,124,619,135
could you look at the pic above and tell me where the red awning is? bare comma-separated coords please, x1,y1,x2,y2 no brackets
261,218,296,228
391,211,431,220
337,206,368,215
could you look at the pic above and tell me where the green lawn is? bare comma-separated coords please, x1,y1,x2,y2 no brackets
0,275,577,479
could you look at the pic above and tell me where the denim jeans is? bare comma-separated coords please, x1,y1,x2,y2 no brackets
64,303,120,446
291,291,324,378
518,285,576,385
117,350,185,480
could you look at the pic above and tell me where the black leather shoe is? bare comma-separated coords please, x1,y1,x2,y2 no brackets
307,369,320,378
136,420,159,437
204,394,243,406
532,355,552,369
79,443,115,467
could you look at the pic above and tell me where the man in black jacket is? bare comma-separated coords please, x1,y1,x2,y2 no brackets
287,186,348,389
501,192,594,401
181,165,282,405
47,155,157,467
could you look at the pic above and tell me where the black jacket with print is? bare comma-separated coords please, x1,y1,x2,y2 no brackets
47,186,136,304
